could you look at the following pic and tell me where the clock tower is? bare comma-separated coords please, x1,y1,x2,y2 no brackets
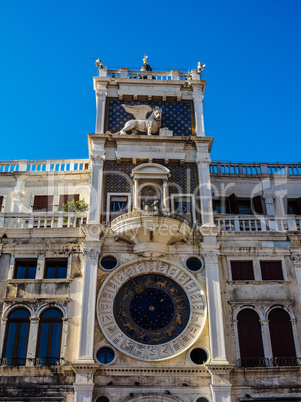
73,58,232,402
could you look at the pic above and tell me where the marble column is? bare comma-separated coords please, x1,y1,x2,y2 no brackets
77,245,100,363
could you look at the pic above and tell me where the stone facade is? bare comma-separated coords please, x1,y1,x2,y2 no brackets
0,63,300,402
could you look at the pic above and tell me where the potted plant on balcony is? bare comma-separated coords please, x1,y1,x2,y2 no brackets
62,199,88,227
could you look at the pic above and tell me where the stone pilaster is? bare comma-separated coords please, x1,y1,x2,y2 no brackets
200,226,228,364
77,244,100,363
95,86,107,133
88,155,105,224
196,158,214,225
12,179,26,213
207,365,234,402
193,87,205,136
73,366,97,402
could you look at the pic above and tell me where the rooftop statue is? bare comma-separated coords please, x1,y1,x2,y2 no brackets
119,104,162,136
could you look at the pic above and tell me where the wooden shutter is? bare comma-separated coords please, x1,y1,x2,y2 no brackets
269,309,296,358
283,195,288,214
253,196,266,215
0,196,3,210
296,197,301,215
260,261,283,280
231,261,254,280
237,309,264,365
33,196,53,211
229,193,239,214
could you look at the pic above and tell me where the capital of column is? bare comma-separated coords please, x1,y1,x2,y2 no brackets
192,87,204,102
290,253,301,266
12,190,25,202
96,89,107,100
196,158,211,169
83,246,100,262
90,154,105,166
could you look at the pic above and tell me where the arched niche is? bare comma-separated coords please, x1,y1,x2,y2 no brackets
132,163,170,211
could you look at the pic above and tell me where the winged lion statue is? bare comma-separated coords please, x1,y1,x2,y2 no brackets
119,104,162,135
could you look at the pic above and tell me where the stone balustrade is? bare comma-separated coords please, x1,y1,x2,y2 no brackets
210,161,301,176
104,68,197,81
215,214,301,232
0,212,87,229
0,159,90,173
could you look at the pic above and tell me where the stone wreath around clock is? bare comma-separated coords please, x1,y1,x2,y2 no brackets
97,259,206,361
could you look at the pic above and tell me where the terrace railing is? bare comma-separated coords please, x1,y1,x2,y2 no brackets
214,214,301,232
0,212,87,229
0,159,90,173
210,161,301,176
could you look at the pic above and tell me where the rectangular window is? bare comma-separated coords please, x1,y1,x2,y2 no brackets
0,196,3,210
59,194,79,210
33,196,53,212
171,194,196,223
287,198,301,215
260,261,283,280
14,260,37,279
213,199,230,214
110,195,128,220
231,261,254,280
238,200,252,215
45,259,68,279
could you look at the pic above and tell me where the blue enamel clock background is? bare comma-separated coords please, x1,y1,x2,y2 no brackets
107,100,194,136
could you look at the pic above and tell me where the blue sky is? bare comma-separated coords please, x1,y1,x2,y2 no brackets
1,0,301,163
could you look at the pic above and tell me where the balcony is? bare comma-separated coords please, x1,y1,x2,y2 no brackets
236,357,301,368
111,210,192,250
0,212,87,229
0,357,64,367
214,215,301,232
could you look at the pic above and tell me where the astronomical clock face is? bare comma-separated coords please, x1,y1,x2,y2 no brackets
97,260,206,361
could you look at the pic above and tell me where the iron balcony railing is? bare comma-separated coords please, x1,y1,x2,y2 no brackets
236,357,301,368
0,357,64,367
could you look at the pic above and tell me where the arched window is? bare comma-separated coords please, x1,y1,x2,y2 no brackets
268,308,296,366
237,309,265,367
2,308,30,366
36,308,63,365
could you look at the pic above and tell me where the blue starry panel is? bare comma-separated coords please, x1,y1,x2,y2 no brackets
107,100,194,137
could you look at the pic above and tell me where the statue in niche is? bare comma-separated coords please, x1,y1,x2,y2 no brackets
119,104,162,136
141,186,161,211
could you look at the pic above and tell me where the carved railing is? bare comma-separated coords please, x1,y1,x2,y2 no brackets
0,357,64,366
210,161,301,176
104,68,197,81
0,213,87,229
236,357,301,368
215,215,301,232
111,210,193,227
0,159,90,173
